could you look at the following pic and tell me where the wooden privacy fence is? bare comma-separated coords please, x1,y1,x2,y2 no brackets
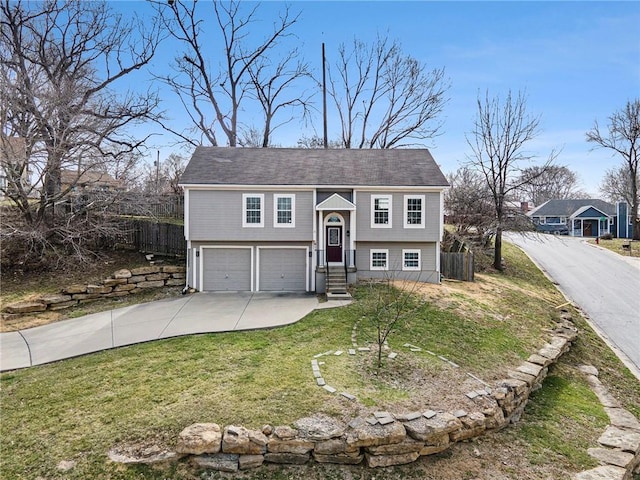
120,220,186,257
440,251,474,282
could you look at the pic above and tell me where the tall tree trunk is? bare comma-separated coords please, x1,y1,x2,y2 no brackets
494,224,503,271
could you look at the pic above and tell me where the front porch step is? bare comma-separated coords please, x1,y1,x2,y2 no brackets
325,264,349,298
326,291,353,301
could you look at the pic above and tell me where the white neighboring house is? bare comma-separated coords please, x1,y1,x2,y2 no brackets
179,147,450,295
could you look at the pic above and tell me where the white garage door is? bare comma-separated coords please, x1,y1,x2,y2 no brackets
258,248,307,291
202,248,251,291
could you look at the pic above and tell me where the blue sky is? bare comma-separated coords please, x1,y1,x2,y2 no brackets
113,1,640,197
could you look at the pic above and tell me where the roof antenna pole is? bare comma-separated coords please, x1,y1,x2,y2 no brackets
322,42,328,149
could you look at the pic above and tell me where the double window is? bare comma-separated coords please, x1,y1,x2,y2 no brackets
242,193,295,228
404,195,425,228
371,195,392,228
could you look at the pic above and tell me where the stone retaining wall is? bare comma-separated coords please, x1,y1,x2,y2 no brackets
574,365,640,480
109,322,582,472
3,265,186,315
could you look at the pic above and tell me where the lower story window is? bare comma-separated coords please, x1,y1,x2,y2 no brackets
402,249,421,271
370,249,389,271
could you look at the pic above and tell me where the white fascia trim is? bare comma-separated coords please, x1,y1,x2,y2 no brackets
256,245,310,292
183,184,448,192
184,189,190,240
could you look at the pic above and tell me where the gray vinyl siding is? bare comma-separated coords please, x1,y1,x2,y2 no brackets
188,189,314,241
355,191,441,242
202,247,251,291
258,248,307,291
355,242,440,284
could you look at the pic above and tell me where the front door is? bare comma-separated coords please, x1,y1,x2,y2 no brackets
326,226,343,263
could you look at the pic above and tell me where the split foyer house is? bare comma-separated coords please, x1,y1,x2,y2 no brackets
527,198,633,239
179,147,449,294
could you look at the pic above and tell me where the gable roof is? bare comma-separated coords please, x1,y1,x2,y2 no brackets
316,193,356,211
528,199,615,218
180,147,449,187
60,169,121,188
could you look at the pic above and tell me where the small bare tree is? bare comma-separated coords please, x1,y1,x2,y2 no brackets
326,34,449,148
445,166,495,238
587,99,640,240
357,274,424,373
466,90,558,271
154,0,310,148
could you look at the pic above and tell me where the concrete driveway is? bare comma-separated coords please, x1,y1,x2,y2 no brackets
506,233,640,378
0,292,325,371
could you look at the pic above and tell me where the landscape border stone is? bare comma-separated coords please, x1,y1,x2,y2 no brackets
2,264,186,315
109,317,596,473
574,365,640,480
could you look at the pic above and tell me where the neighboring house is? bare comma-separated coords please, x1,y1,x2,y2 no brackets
179,147,449,295
60,169,122,193
0,137,30,199
527,199,633,238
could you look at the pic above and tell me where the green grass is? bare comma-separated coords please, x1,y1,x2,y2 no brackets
589,237,640,258
1,242,639,479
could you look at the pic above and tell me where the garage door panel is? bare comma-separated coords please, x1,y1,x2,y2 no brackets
259,249,306,291
203,248,251,291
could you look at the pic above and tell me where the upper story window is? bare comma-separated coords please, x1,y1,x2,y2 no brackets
404,195,425,228
243,193,264,227
274,194,295,227
371,195,392,228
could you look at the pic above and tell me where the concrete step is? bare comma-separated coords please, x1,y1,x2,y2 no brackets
326,291,352,301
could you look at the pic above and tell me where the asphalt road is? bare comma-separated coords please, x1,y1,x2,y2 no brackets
505,233,640,378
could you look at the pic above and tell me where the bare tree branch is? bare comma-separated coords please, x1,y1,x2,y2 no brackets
587,99,640,239
153,0,304,148
1,0,162,267
326,34,449,149
465,89,558,270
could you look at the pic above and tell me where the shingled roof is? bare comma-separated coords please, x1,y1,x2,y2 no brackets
180,147,449,187
528,199,615,217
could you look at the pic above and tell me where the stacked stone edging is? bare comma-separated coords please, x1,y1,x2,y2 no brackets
108,321,581,472
574,365,640,480
3,265,186,315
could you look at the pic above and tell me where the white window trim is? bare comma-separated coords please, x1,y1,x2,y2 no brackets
370,249,389,271
404,194,425,228
242,193,264,228
402,249,421,271
273,194,295,228
371,195,392,228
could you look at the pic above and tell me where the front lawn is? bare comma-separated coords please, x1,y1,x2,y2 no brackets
1,243,638,479
589,237,640,257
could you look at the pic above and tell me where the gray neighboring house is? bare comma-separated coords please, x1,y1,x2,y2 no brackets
179,147,449,295
527,198,633,238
